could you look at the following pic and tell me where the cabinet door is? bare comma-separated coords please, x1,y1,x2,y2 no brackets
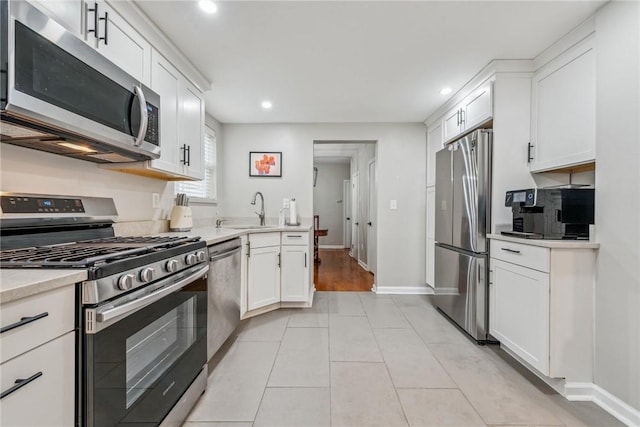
426,124,442,187
490,258,550,375
530,36,595,172
247,246,281,310
463,83,492,130
0,332,75,426
425,187,436,286
179,79,205,180
86,0,151,85
149,50,180,175
281,245,309,302
442,106,463,143
28,0,82,35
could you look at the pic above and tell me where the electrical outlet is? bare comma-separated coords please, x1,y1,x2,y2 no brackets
283,198,290,208
390,200,398,210
152,193,160,209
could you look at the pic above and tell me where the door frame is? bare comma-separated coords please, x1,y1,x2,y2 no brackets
367,158,377,275
343,179,352,249
351,171,359,260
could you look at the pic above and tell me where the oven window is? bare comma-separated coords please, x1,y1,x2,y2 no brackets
125,297,197,409
85,284,206,426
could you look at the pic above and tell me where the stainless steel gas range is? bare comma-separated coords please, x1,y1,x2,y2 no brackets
0,193,209,426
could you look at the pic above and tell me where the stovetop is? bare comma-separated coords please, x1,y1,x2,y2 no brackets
0,235,202,269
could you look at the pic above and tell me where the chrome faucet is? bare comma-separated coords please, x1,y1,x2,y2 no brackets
251,192,265,226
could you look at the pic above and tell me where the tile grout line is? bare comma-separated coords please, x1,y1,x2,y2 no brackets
367,294,411,427
250,313,289,426
327,293,333,427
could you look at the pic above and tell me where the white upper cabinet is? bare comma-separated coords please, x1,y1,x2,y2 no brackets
81,1,151,85
178,78,205,180
426,124,442,187
529,35,595,172
442,82,493,144
28,0,82,35
149,50,181,175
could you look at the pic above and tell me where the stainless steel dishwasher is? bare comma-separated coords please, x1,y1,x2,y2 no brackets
207,238,242,360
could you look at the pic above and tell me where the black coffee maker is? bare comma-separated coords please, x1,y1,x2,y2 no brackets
502,187,595,239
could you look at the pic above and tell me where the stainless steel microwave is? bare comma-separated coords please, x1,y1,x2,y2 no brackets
0,0,161,163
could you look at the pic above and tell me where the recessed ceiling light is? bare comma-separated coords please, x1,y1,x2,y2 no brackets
261,100,273,109
198,0,217,14
440,87,452,95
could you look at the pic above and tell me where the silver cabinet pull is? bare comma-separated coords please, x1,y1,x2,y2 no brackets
501,247,521,254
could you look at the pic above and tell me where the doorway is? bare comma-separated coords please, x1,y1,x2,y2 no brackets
312,141,377,292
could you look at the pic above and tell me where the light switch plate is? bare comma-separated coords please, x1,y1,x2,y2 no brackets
152,193,160,208
390,200,397,210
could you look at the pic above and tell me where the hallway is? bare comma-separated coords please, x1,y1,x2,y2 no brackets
314,249,374,291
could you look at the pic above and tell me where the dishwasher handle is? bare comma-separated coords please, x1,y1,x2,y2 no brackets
209,245,242,262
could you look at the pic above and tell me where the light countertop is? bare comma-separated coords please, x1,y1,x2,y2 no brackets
0,269,87,304
488,233,600,249
163,223,313,246
0,224,313,304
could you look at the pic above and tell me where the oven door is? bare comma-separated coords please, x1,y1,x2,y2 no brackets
83,264,208,427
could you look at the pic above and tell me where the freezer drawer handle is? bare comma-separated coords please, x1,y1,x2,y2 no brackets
0,372,43,400
501,247,521,254
0,312,49,334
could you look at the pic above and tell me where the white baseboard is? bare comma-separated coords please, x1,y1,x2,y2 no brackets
564,383,640,427
319,244,346,249
358,260,369,271
500,345,640,427
375,286,435,295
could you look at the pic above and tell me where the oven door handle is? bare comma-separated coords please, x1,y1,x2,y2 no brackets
95,264,209,324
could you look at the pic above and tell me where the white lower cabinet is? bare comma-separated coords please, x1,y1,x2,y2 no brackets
245,231,312,314
0,332,75,426
489,238,596,382
490,258,550,375
247,233,281,311
0,285,76,426
280,245,309,302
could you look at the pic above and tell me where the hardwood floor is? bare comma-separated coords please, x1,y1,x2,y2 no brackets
314,249,374,291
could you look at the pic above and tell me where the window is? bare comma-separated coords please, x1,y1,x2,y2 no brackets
175,125,217,203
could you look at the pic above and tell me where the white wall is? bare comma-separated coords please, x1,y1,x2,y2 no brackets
0,143,172,222
593,0,640,413
221,123,427,289
313,161,350,246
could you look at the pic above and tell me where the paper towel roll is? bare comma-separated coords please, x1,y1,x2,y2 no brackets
289,198,297,225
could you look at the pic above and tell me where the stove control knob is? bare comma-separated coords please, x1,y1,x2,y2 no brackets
185,253,198,265
196,251,206,262
118,274,136,290
139,267,155,283
165,259,179,273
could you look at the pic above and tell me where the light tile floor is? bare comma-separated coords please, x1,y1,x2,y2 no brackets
184,292,624,427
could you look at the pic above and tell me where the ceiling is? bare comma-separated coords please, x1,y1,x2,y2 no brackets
135,1,605,124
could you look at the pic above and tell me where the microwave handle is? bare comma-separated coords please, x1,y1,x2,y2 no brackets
133,86,149,147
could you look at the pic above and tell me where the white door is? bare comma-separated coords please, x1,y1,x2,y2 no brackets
280,245,309,302
150,50,180,175
490,258,550,375
367,160,377,275
351,172,359,259
247,246,280,310
343,180,351,249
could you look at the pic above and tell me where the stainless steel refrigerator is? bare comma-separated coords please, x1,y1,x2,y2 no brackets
433,129,492,342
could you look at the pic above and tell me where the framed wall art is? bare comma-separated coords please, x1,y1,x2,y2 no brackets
250,152,282,177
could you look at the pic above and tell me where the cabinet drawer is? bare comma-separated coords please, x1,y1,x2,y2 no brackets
1,285,75,364
0,332,75,426
249,232,280,249
490,240,549,272
281,232,309,246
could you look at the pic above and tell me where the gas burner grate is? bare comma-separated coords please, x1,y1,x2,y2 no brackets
81,236,191,245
